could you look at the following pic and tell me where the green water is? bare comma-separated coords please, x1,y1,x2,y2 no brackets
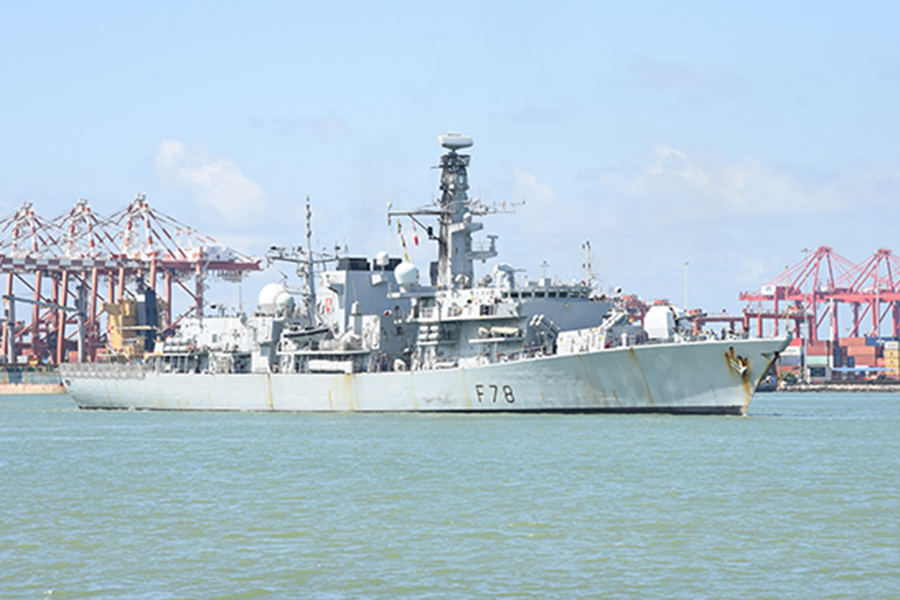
2,394,898,598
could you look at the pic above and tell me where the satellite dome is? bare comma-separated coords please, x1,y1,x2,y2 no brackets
375,251,389,268
275,291,295,314
258,282,286,315
394,261,419,287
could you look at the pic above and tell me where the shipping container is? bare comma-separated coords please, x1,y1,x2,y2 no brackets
846,346,878,357
806,355,829,366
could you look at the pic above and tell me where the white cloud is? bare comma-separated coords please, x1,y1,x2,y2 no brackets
627,56,750,97
511,166,559,206
600,145,900,220
509,166,583,238
154,140,268,226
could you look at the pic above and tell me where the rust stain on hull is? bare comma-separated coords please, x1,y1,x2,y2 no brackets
723,345,785,416
343,374,357,411
459,369,471,410
575,354,604,406
628,347,655,406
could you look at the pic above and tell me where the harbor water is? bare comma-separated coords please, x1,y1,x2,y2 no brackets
2,394,898,598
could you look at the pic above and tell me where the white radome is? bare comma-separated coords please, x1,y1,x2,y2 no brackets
394,262,419,287
258,282,286,315
275,291,295,314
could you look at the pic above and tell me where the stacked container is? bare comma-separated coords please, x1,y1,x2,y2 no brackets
806,340,831,381
885,341,899,377
842,337,881,369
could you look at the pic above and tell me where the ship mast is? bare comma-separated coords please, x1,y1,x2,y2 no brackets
582,241,600,291
304,196,315,324
266,195,339,326
389,133,508,289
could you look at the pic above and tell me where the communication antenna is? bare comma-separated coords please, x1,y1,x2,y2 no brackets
539,260,550,279
582,241,599,289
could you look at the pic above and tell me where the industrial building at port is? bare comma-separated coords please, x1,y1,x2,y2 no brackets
0,198,896,384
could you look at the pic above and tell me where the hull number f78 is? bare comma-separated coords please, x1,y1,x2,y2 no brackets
474,384,515,404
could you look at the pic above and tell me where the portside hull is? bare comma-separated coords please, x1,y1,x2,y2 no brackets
61,338,787,415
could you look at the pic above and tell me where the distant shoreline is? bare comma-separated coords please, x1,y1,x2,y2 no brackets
777,382,900,393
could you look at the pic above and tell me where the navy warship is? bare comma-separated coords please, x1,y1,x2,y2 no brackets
60,133,788,414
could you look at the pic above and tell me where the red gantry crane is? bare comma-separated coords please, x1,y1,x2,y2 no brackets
0,195,261,365
738,246,900,341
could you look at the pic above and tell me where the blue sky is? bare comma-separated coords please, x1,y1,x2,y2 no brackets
2,1,899,315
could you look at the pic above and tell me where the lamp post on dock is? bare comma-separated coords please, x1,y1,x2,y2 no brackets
683,261,689,311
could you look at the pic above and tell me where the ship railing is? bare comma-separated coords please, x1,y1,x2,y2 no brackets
59,362,147,379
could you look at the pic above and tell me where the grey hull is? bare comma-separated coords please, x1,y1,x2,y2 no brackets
61,337,787,415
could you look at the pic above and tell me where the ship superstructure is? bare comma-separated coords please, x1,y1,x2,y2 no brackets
60,134,789,414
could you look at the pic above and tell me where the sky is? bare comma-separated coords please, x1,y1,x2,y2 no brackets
2,1,899,318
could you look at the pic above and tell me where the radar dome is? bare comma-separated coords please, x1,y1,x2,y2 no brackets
375,251,389,268
394,261,419,287
275,291,295,314
258,282,286,315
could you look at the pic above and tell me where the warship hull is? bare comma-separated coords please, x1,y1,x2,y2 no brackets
61,337,786,415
